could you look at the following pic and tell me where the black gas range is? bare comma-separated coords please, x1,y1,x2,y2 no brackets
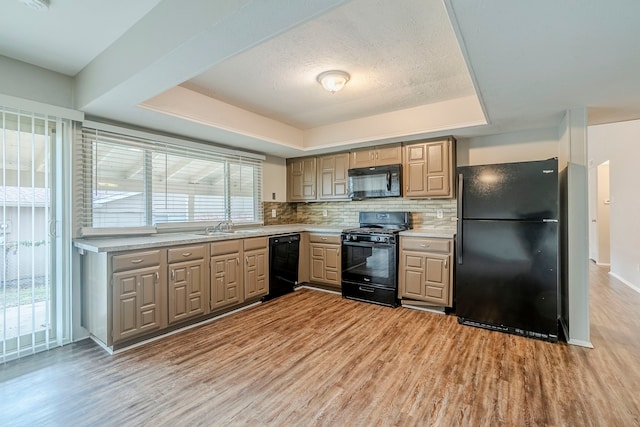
341,212,411,307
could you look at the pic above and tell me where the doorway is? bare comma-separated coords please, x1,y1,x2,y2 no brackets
590,161,611,265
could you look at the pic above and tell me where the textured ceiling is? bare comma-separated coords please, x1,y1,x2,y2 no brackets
2,1,640,158
182,0,475,129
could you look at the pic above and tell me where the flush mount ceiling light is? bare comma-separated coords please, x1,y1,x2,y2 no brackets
19,0,49,11
317,70,350,94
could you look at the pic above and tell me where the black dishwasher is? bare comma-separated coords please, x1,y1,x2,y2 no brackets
263,233,300,302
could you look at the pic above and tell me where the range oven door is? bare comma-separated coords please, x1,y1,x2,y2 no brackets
341,240,397,288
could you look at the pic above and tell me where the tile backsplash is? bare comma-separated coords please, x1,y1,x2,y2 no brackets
264,198,457,231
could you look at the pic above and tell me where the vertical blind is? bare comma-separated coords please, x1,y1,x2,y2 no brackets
76,127,264,235
0,106,65,361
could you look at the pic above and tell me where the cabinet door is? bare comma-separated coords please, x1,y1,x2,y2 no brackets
400,251,426,300
310,244,326,283
318,153,349,200
424,140,451,197
375,144,402,166
211,253,243,310
403,139,453,198
423,253,451,305
168,259,206,324
324,245,341,287
289,157,316,201
245,248,268,299
112,265,162,342
350,149,375,168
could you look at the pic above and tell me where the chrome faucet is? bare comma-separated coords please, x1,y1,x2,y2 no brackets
211,220,233,233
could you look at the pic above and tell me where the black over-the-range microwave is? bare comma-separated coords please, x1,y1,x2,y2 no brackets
347,164,402,200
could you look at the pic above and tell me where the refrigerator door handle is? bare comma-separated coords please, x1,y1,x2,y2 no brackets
457,173,463,265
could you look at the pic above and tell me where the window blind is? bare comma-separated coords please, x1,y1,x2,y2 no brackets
75,126,264,235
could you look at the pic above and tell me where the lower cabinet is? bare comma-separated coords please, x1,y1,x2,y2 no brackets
82,237,270,350
210,240,244,310
110,249,167,344
167,245,207,324
309,233,341,288
398,236,453,307
243,237,269,300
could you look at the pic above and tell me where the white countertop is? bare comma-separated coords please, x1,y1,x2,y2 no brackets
74,224,350,253
399,229,456,239
74,224,455,253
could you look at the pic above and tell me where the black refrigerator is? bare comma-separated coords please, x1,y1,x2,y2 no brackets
455,158,559,342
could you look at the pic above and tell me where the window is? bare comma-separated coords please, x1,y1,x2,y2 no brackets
76,125,264,235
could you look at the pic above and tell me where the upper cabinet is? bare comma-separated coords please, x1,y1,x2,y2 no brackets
350,143,402,168
287,153,349,202
318,152,349,200
287,157,317,202
403,137,456,199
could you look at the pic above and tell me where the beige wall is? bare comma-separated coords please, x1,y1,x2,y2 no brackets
457,127,560,167
0,56,74,109
262,155,287,202
589,120,640,291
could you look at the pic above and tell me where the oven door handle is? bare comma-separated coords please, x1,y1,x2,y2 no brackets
386,171,392,191
341,241,394,249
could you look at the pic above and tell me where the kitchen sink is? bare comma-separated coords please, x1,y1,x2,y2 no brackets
192,229,259,236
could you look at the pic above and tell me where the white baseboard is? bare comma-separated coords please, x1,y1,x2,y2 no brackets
299,285,341,296
402,304,446,315
567,338,594,349
609,272,640,294
108,301,262,354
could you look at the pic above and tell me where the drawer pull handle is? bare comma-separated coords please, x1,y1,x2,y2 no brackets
182,252,192,257
420,244,429,248
171,270,175,280
236,258,240,265
359,286,375,293
130,259,143,264
444,259,448,269
321,237,327,241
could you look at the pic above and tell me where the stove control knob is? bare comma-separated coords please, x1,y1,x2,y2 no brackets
344,235,350,241
384,237,390,243
375,236,381,242
353,235,357,241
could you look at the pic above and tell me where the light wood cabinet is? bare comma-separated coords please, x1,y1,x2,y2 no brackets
318,152,349,200
403,138,455,199
309,233,341,288
167,245,207,324
243,237,269,300
350,143,402,168
210,240,244,310
111,250,166,343
399,236,453,307
287,157,316,201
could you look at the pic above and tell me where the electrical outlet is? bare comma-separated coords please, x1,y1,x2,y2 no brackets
436,209,443,219
271,209,276,218
322,209,328,217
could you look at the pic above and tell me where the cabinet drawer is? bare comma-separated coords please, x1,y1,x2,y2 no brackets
244,236,268,251
112,250,161,273
167,245,205,263
210,239,242,256
309,233,341,244
401,237,451,253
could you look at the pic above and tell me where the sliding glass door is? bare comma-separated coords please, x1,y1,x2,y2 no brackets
0,108,59,360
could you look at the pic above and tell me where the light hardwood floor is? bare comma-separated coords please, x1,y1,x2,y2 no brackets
1,262,639,426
